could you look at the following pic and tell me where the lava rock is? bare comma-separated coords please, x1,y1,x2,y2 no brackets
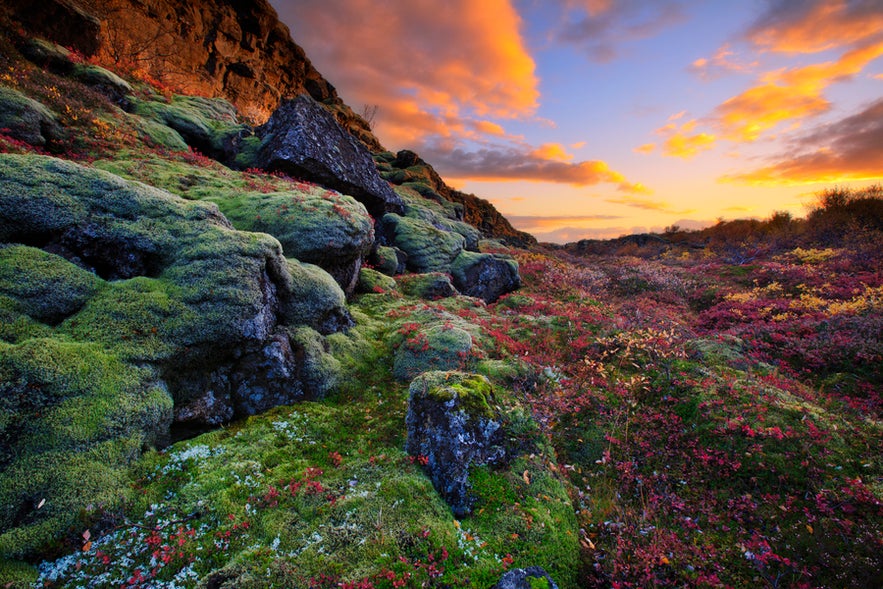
492,567,560,589
398,272,457,300
255,94,404,217
405,371,505,516
450,251,521,303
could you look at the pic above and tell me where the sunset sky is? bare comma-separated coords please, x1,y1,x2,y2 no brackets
270,0,883,242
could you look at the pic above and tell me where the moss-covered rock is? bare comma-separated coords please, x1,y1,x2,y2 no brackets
0,338,173,558
0,86,63,148
19,38,75,74
208,188,374,295
370,244,403,276
357,267,397,294
380,213,464,273
398,272,457,300
451,250,521,303
0,245,103,324
72,64,132,102
393,324,474,381
406,371,504,516
133,95,249,161
283,258,352,335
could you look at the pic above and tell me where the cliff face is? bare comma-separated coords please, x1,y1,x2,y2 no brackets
3,0,530,243
3,0,337,123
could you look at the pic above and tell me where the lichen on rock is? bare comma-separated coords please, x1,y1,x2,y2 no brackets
393,323,474,382
405,371,505,516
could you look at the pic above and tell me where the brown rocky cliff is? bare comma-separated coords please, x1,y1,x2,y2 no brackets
3,0,338,124
3,0,531,244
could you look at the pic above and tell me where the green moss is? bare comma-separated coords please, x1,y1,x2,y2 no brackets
0,556,37,588
286,326,341,398
372,245,400,276
411,371,495,419
0,245,103,323
393,324,474,381
382,213,464,273
0,338,171,558
397,272,456,299
135,116,189,150
529,575,552,589
207,188,373,263
284,258,349,331
0,86,61,147
132,95,247,156
357,267,397,294
71,64,132,95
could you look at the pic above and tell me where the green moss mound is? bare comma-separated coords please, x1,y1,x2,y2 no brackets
381,213,464,273
393,324,474,381
0,245,103,324
398,272,457,300
0,338,172,559
0,86,62,148
357,267,397,294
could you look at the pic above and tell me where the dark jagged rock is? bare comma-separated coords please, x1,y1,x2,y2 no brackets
406,371,505,517
492,567,560,589
255,95,404,217
1,0,101,55
450,251,521,303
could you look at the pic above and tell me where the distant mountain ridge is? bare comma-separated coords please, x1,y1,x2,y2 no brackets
2,0,534,245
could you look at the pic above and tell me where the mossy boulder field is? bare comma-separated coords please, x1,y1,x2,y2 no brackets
1,1,882,588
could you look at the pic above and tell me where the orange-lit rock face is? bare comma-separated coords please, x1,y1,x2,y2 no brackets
6,0,336,123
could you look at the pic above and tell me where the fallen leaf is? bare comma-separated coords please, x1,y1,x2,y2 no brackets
82,530,91,541
37,498,45,509
522,470,531,485
82,541,92,552
806,524,813,534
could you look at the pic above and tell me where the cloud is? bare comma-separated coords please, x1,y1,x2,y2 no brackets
530,143,575,162
744,0,883,54
507,214,623,230
721,98,883,185
654,119,716,158
425,145,648,192
633,143,656,154
271,0,539,148
605,195,695,214
554,0,688,62
690,43,759,79
713,42,883,142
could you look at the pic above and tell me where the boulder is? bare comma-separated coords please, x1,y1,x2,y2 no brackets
406,371,505,517
380,213,464,273
0,86,64,148
492,567,560,589
283,259,353,335
393,324,473,382
0,154,353,555
357,267,398,294
2,0,101,56
133,95,249,162
255,94,404,217
398,272,457,300
210,187,374,295
370,244,404,276
72,64,132,103
451,251,521,303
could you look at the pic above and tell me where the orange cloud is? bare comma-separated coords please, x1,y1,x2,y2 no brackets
715,42,883,142
690,43,759,79
274,0,539,149
471,120,508,137
745,0,883,54
530,143,574,162
428,145,648,193
721,98,883,185
663,131,716,158
605,195,695,214
633,143,656,154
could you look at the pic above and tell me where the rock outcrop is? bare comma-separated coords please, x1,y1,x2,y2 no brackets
255,95,404,218
405,371,505,517
378,149,536,247
451,251,521,303
493,567,560,589
0,154,347,556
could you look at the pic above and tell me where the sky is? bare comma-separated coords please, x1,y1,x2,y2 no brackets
269,0,883,243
